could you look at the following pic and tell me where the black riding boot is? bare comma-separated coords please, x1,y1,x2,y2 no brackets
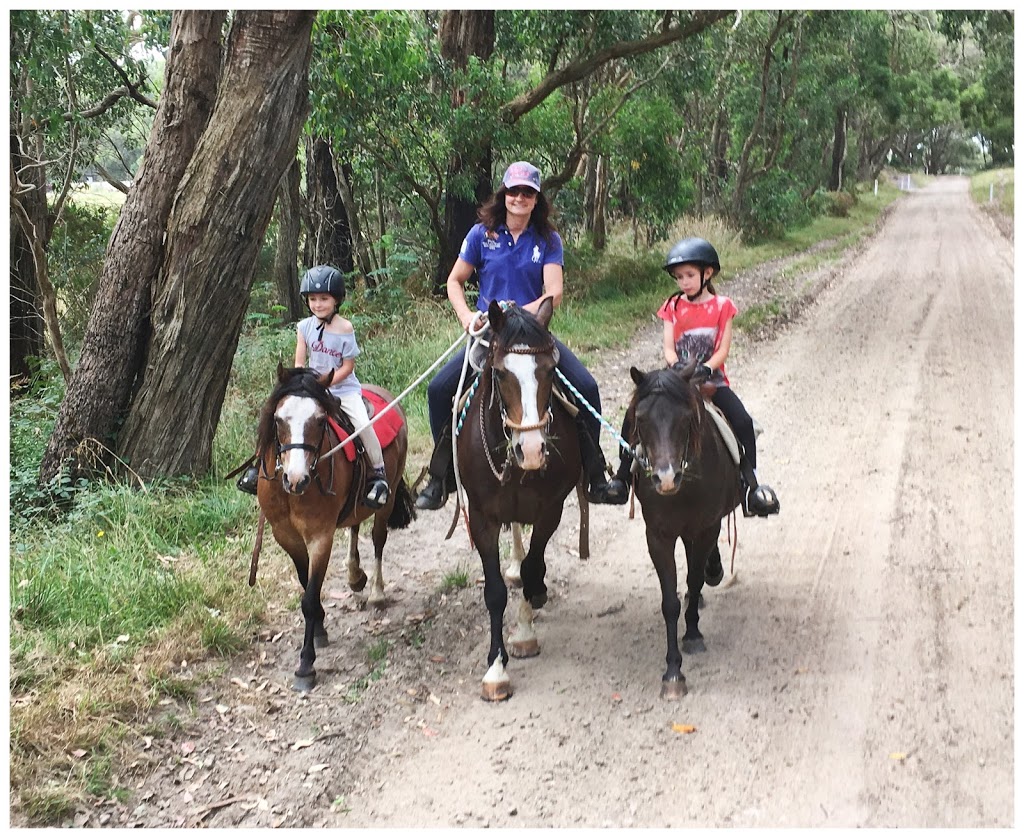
739,457,780,517
604,445,633,500
415,428,456,510
577,417,627,505
237,463,260,495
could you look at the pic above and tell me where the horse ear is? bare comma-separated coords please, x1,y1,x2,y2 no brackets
630,366,646,386
488,299,506,332
277,361,287,381
317,369,334,389
535,296,554,328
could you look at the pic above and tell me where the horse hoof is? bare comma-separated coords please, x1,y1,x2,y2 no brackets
504,570,523,588
705,566,724,587
509,638,540,658
349,570,368,593
529,592,547,609
660,678,687,700
313,632,329,649
367,593,387,610
481,680,513,702
292,673,317,692
682,636,706,654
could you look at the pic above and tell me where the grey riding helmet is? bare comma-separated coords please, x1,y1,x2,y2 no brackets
664,237,721,277
299,265,346,310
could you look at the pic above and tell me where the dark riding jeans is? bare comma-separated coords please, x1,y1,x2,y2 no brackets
426,338,604,444
711,386,757,470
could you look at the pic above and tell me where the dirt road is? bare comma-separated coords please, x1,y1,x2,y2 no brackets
104,178,1014,828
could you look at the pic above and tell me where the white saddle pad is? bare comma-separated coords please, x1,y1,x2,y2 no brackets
703,399,742,466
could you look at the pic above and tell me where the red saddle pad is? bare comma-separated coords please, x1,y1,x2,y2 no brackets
326,389,404,462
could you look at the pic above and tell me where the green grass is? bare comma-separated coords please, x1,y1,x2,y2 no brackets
440,566,472,593
970,167,1014,217
10,176,903,824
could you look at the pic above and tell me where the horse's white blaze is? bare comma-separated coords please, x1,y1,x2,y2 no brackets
277,395,320,486
504,352,546,469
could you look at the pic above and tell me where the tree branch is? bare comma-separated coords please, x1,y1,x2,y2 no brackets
501,10,734,122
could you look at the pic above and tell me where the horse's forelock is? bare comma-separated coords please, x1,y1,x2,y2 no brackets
493,306,550,354
632,368,693,408
257,368,338,452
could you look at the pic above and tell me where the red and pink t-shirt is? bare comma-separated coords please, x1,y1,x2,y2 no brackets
656,293,738,387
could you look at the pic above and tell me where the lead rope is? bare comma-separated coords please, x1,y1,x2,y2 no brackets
320,331,466,461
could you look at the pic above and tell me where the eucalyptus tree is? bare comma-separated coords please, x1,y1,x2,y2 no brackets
40,10,317,484
39,10,225,484
939,11,1014,167
10,10,155,382
308,9,734,293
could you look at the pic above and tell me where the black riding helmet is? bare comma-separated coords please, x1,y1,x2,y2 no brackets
299,265,346,311
664,238,720,301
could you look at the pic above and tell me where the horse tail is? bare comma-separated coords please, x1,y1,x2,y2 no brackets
387,478,416,529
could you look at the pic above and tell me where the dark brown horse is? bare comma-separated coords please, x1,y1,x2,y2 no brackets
456,299,582,700
627,361,742,699
255,364,414,691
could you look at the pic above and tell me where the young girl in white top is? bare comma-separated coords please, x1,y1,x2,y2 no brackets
294,265,389,508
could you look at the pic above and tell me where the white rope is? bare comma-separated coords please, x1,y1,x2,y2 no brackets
321,332,467,460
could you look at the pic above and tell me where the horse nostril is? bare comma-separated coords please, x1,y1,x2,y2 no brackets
673,472,684,490
513,443,524,463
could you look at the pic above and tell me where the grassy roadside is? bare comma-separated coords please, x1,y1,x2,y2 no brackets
968,166,1014,217
9,178,903,823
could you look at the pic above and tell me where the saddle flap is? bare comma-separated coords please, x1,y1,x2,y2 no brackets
703,399,742,466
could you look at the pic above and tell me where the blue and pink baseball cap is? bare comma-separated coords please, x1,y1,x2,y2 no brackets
501,161,541,192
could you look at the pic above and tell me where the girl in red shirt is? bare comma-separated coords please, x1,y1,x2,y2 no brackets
608,238,780,517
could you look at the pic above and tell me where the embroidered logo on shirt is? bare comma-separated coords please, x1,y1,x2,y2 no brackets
532,245,541,263
483,237,501,251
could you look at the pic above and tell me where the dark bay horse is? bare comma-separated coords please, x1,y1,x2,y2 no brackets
255,364,414,691
457,299,582,700
627,361,742,699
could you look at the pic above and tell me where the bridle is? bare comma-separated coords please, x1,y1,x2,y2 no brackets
481,339,556,481
271,406,337,494
632,388,697,477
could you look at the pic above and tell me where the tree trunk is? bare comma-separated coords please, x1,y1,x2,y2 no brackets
116,10,316,479
584,153,608,250
9,128,48,385
39,10,225,484
829,105,847,192
302,135,354,275
433,10,495,294
334,158,374,283
273,155,303,323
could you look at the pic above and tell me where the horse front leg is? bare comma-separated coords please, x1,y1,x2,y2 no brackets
346,525,368,593
646,529,685,699
509,512,561,659
504,523,526,588
473,517,510,701
681,529,719,654
294,534,332,692
366,509,389,610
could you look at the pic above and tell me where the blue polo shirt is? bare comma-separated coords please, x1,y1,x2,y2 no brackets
458,222,564,312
